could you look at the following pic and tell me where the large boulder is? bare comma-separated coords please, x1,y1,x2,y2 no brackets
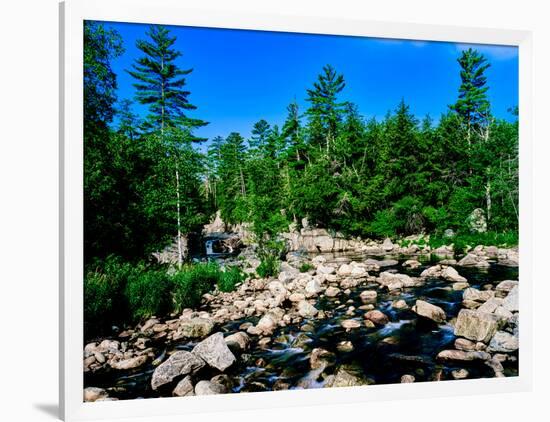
502,286,519,312
377,272,415,290
382,238,395,251
194,380,228,395
411,300,446,323
192,332,236,372
224,332,250,353
498,249,519,267
173,376,194,397
457,253,490,268
454,309,499,343
364,310,389,325
441,266,467,283
305,279,323,297
151,351,205,390
488,331,519,353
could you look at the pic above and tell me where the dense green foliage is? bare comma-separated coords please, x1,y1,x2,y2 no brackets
83,23,519,336
84,259,243,337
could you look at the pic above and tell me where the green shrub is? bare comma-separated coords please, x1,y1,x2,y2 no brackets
172,262,220,311
256,239,284,278
125,268,173,321
299,262,314,273
428,231,518,253
369,209,396,238
217,266,245,292
257,255,280,278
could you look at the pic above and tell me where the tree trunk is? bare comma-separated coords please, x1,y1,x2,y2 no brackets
175,160,183,269
485,174,491,225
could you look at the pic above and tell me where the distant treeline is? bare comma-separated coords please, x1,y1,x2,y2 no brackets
84,21,518,266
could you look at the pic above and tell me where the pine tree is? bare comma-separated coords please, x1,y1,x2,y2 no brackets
129,25,208,267
450,48,491,144
249,119,272,149
306,65,347,153
116,99,141,141
128,25,206,134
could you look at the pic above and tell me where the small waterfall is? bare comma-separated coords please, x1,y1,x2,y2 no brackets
205,240,214,255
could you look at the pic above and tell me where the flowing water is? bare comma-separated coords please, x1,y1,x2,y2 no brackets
84,254,519,400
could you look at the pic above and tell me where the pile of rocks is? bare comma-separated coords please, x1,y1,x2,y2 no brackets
435,280,519,378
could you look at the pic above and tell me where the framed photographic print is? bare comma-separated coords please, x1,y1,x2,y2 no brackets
60,0,533,420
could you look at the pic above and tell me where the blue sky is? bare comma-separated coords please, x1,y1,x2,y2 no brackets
102,21,519,142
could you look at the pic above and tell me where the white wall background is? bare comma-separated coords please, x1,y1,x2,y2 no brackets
0,0,548,420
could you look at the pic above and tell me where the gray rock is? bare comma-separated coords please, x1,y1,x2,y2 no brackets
457,253,490,267
454,309,499,343
298,300,319,318
110,355,148,370
441,266,467,283
502,286,519,312
488,331,519,353
411,300,446,323
325,286,341,297
173,376,194,397
151,351,205,390
400,374,415,383
325,365,370,388
436,349,491,361
224,332,250,353
256,308,284,334
192,332,236,372
84,387,108,402
194,380,228,395
176,317,214,339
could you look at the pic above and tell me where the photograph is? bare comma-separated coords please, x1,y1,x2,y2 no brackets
82,20,519,403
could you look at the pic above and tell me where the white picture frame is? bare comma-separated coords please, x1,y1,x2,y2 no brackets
60,0,533,420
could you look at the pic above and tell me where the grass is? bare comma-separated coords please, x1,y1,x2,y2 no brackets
84,258,244,338
428,231,518,253
299,262,314,273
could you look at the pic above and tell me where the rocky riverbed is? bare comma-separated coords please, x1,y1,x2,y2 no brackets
83,243,519,402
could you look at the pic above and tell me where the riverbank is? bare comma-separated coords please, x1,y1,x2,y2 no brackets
83,241,519,401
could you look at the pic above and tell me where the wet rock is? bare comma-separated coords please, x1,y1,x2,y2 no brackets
364,310,389,325
84,387,108,402
310,348,336,369
454,309,499,343
140,317,160,332
110,355,148,370
98,339,120,353
411,300,446,323
268,280,288,297
436,349,490,361
194,380,228,395
341,319,361,330
441,266,467,283
325,365,370,388
452,282,470,291
337,341,354,353
176,317,214,339
391,299,409,310
298,300,319,318
193,332,236,372
488,331,519,353
93,352,106,364
151,351,205,390
325,286,341,297
400,374,415,383
377,271,415,290
359,290,378,303
452,369,469,379
173,376,194,397
224,332,250,353
364,320,375,328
